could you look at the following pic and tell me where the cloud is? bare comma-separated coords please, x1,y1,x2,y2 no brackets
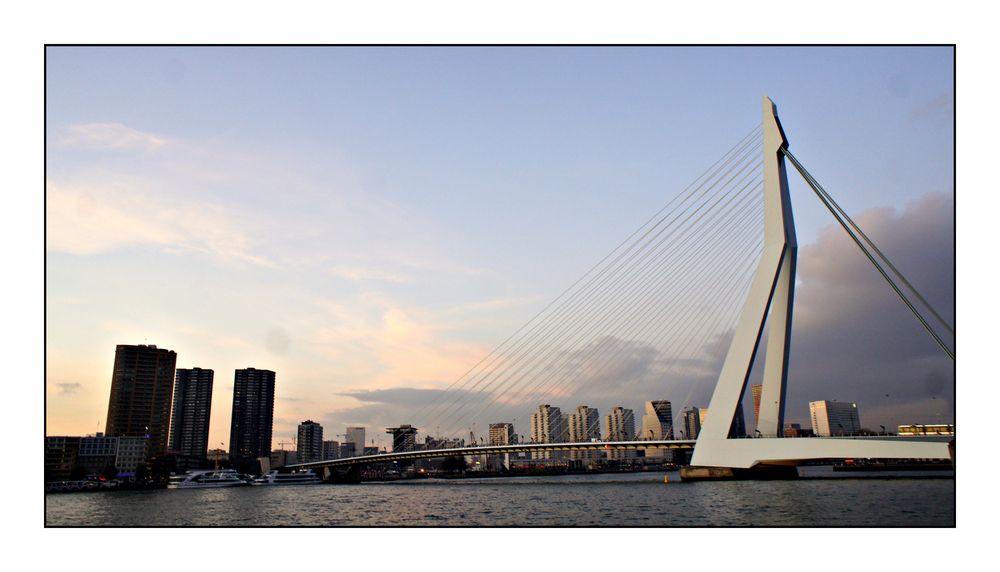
331,265,408,283
315,192,954,438
57,122,168,151
446,296,536,313
56,383,82,394
784,191,954,428
46,179,274,266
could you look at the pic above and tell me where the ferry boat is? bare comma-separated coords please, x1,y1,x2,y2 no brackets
253,469,323,486
167,469,252,489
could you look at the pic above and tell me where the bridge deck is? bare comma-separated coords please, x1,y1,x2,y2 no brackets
288,440,696,469
287,435,951,471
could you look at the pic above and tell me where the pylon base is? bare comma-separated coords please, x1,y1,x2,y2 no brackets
679,465,799,482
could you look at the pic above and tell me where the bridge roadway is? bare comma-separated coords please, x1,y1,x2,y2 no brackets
286,435,950,471
287,440,696,470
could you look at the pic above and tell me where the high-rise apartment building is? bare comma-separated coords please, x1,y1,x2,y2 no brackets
567,406,600,461
809,400,861,436
604,407,636,440
489,423,516,445
297,420,324,463
346,426,366,458
605,406,636,460
169,368,214,463
683,407,702,440
530,404,566,460
228,368,276,466
105,344,177,458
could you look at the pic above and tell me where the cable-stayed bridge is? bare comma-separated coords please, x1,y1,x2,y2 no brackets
289,97,954,480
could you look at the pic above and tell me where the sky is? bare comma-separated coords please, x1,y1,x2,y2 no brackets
44,46,954,450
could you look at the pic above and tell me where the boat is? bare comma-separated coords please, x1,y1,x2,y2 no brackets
253,469,323,485
167,469,252,489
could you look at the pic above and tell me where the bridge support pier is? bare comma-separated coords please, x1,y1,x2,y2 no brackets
679,465,799,482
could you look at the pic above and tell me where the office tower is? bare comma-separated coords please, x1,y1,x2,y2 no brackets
751,384,763,427
105,344,177,458
339,442,356,458
695,404,747,438
386,425,418,452
605,406,636,460
730,402,747,438
530,404,566,460
489,423,516,445
169,368,214,464
346,426,366,458
641,400,674,459
683,407,702,440
297,420,324,463
568,406,600,461
323,440,340,460
809,400,862,436
641,400,674,440
228,368,276,465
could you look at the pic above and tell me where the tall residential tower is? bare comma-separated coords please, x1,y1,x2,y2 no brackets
228,368,276,468
105,344,177,458
169,367,214,464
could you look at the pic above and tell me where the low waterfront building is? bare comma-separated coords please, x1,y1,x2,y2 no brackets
898,424,954,436
115,436,150,475
270,449,297,469
77,433,120,476
45,436,81,481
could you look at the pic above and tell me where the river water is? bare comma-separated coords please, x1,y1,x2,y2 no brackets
45,469,954,527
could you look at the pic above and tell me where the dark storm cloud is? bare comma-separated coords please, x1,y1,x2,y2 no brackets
783,192,954,428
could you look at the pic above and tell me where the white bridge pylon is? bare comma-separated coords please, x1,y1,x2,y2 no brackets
689,97,951,469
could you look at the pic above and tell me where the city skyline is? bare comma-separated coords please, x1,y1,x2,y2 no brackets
45,47,954,451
